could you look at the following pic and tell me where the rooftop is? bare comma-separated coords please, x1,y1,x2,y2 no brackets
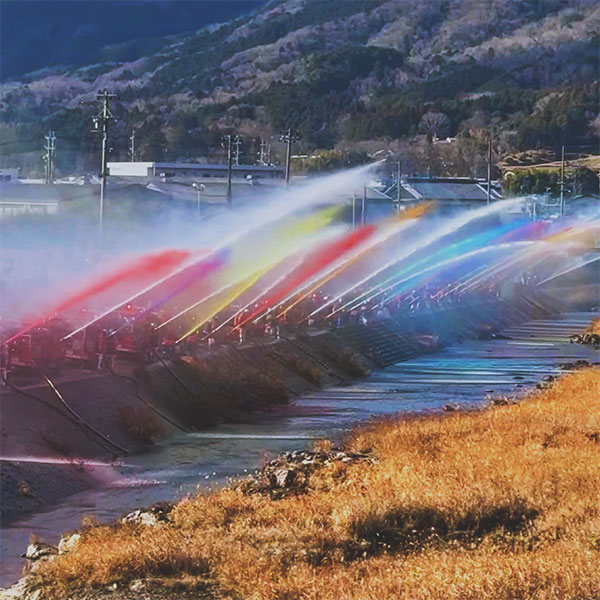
107,161,283,172
400,177,503,202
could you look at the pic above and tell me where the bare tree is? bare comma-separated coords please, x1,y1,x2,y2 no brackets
419,112,451,141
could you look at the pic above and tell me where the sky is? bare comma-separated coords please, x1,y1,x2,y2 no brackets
0,0,265,80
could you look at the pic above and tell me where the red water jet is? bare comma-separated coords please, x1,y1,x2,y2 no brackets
237,225,376,328
4,249,191,344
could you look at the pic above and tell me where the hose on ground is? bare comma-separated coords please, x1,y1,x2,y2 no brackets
43,374,130,455
105,364,190,433
1,374,121,457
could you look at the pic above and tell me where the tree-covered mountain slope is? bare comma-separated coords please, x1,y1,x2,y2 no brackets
1,0,598,176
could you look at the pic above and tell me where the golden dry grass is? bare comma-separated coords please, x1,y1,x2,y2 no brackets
587,318,600,335
118,406,165,444
32,369,600,599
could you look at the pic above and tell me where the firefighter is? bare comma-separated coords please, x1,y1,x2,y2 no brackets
104,330,117,369
96,329,107,370
0,343,9,384
84,324,99,370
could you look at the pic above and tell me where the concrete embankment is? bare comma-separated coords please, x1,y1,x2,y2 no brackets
0,332,365,524
0,293,565,524
5,366,599,600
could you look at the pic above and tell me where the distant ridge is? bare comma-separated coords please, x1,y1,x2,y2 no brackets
1,0,598,176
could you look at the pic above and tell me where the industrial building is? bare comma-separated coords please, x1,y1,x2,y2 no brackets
107,161,284,180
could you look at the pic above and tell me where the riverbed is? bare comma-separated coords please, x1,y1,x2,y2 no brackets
1,312,596,586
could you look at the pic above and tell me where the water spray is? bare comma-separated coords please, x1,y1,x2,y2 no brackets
378,242,534,307
60,162,380,340
175,267,273,343
155,207,342,331
274,203,436,320
202,255,306,341
316,198,523,322
537,254,600,286
231,223,378,330
339,218,531,314
4,249,192,346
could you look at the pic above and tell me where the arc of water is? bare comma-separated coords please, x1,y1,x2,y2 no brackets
61,161,381,341
155,208,342,331
201,255,306,341
453,224,594,296
175,267,273,343
273,203,436,320
537,254,600,286
316,198,523,322
378,242,533,306
338,219,531,314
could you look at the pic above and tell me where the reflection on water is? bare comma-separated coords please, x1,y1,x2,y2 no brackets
1,313,596,586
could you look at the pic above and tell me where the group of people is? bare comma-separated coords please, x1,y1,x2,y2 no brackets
1,318,69,379
1,270,538,380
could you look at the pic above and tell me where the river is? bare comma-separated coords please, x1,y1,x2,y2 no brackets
1,312,597,586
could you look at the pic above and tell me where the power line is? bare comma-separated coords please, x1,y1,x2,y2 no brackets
233,135,242,166
91,89,118,244
221,134,237,206
280,128,299,187
42,130,56,184
129,130,136,161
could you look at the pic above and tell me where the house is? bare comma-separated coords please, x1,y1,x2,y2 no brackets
356,176,504,222
398,177,503,208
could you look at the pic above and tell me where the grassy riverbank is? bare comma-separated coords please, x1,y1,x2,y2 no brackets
25,368,600,599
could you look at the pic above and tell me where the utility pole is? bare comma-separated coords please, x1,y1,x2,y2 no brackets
395,160,403,217
259,137,270,166
192,183,205,218
251,138,257,165
233,135,242,166
361,184,367,225
280,128,299,187
559,144,565,217
129,130,136,162
396,160,402,203
43,130,56,184
265,139,271,165
486,134,492,205
92,89,118,244
222,134,234,206
351,193,356,229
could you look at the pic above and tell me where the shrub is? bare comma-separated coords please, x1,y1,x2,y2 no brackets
117,406,164,444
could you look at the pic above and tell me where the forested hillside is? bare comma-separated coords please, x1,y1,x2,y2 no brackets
1,0,598,178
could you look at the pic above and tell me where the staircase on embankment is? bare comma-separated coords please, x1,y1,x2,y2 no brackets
335,293,564,368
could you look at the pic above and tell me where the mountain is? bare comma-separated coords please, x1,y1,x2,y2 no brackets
0,1,265,81
1,0,598,178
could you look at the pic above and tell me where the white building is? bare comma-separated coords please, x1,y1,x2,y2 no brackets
107,161,283,180
0,168,20,182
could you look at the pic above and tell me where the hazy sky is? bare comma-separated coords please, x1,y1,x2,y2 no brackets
0,0,265,80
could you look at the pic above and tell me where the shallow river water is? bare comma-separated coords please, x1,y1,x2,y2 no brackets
1,312,597,586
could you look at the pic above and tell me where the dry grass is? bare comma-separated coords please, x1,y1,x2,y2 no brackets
283,353,322,386
31,369,600,599
117,406,165,444
142,353,289,429
587,318,600,335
